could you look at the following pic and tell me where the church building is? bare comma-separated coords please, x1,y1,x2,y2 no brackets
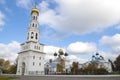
16,6,45,75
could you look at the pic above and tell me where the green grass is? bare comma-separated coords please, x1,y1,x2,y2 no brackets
0,76,17,80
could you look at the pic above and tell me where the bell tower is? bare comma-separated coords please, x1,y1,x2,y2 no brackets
16,5,45,75
27,6,39,42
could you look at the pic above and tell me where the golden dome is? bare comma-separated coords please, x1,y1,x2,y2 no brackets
58,49,63,54
31,8,39,15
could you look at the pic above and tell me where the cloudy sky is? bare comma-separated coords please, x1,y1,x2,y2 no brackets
0,0,120,63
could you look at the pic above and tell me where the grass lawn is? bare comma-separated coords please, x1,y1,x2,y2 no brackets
0,76,17,80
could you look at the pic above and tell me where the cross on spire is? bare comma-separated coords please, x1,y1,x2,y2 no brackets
34,2,37,8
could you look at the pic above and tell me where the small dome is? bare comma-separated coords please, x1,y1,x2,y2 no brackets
96,52,99,55
54,52,57,56
64,52,68,56
31,8,39,15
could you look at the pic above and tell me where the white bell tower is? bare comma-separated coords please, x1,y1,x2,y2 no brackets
16,5,45,75
27,5,39,43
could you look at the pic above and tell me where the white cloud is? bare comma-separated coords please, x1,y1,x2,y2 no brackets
39,0,120,35
44,46,62,55
100,34,120,46
67,41,96,54
67,55,87,64
16,0,32,9
99,34,120,54
0,41,20,63
45,55,55,62
38,1,49,12
0,11,5,27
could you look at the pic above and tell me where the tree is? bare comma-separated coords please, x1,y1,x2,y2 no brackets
83,62,98,74
0,58,11,73
0,58,17,74
56,59,65,73
8,64,17,74
108,59,115,72
80,61,108,75
0,59,5,67
71,62,79,74
114,55,120,72
8,58,18,74
4,60,10,69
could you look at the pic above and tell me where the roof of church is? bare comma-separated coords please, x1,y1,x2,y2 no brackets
31,7,39,15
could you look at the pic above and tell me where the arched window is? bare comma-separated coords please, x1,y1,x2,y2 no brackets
32,23,34,27
33,16,35,20
39,63,41,66
39,57,41,60
33,62,35,66
35,33,38,39
33,56,35,59
36,16,37,20
31,32,34,39
35,24,37,27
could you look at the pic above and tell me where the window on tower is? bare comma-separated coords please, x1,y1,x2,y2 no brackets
36,16,37,20
39,57,41,60
33,16,35,20
31,32,34,39
33,56,35,59
39,63,41,66
35,24,37,27
33,62,35,66
35,33,38,40
27,33,29,40
32,23,34,27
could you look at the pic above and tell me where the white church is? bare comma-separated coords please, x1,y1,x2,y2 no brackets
16,6,45,75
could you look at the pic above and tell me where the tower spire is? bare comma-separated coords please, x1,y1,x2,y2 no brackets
34,2,37,8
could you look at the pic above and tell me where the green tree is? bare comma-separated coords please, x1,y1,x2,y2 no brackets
97,67,108,75
0,59,4,66
8,64,17,74
108,59,115,72
71,62,79,74
2,60,10,73
56,59,65,73
80,61,108,75
8,58,18,74
0,58,11,73
4,60,10,69
83,62,98,74
114,55,120,72
0,58,17,74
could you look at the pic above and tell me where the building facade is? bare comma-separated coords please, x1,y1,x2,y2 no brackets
16,6,45,75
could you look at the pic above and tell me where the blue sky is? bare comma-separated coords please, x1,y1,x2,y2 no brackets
0,0,120,63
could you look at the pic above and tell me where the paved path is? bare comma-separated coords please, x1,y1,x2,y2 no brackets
15,75,120,80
